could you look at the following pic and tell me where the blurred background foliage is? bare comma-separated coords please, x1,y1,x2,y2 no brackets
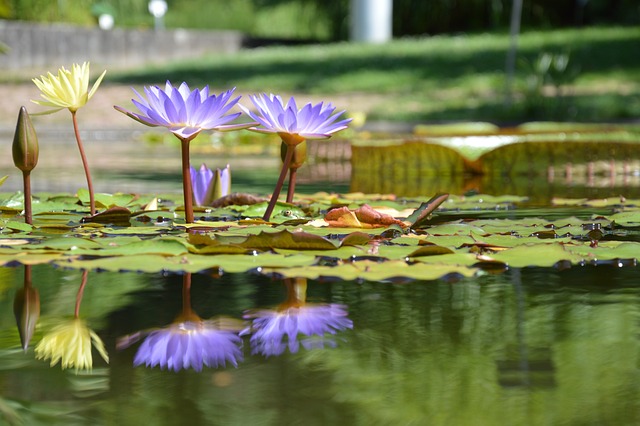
1,0,638,40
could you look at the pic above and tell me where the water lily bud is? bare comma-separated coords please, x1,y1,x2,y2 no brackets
13,266,40,351
281,141,307,170
12,107,39,173
212,165,231,201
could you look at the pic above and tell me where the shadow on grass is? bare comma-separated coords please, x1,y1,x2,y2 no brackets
392,91,640,124
109,28,640,96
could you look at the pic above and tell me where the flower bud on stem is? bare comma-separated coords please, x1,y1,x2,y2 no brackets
12,107,39,225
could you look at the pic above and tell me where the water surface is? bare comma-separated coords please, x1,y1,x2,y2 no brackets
1,264,639,425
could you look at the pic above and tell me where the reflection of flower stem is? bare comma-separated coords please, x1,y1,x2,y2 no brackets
71,111,95,215
281,277,307,309
74,270,89,318
180,138,194,223
182,273,192,316
23,172,32,224
264,142,294,221
24,264,32,285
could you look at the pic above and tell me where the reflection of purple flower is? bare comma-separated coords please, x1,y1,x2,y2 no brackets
133,321,242,372
115,82,247,141
190,164,231,206
240,94,351,142
243,304,353,357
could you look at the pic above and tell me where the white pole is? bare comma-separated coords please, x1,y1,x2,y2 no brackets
350,0,393,44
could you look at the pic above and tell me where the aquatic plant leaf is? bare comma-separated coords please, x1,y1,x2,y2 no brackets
26,237,102,250
407,193,450,229
606,211,640,227
83,238,189,256
407,245,455,257
81,206,132,226
275,246,366,258
340,232,372,246
241,230,338,250
566,241,640,260
0,253,65,265
3,221,33,232
60,252,317,273
426,222,486,236
487,243,584,267
77,189,137,208
262,260,477,281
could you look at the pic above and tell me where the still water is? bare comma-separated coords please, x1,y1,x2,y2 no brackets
1,264,639,425
1,130,640,425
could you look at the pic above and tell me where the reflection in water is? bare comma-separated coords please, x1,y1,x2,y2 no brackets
118,273,243,371
2,265,640,424
13,265,39,351
242,277,353,357
34,270,108,372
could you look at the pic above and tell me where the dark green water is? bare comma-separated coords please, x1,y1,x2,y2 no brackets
1,264,639,425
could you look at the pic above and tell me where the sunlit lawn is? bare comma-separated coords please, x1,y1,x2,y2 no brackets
107,26,640,123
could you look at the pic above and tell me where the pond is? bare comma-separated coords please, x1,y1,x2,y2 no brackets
1,128,640,425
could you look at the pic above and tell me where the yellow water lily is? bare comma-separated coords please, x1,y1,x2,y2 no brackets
35,317,109,372
32,62,106,113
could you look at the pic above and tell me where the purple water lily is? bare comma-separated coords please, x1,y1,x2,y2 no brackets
115,82,247,140
240,94,351,143
240,94,351,221
190,164,231,206
132,321,243,372
114,82,250,223
243,304,353,357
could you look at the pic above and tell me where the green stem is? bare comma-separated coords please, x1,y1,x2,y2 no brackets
180,138,194,223
264,143,294,221
71,111,96,215
286,167,298,204
74,270,89,318
22,171,32,225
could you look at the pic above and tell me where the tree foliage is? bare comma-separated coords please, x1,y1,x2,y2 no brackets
3,0,639,40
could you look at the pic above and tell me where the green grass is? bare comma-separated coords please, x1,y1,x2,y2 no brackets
111,26,640,123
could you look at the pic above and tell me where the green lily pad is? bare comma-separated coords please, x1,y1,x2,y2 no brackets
488,243,585,267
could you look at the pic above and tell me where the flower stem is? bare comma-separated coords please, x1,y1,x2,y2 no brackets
180,138,194,223
75,270,89,318
286,167,297,204
22,171,32,225
264,143,294,221
71,111,96,215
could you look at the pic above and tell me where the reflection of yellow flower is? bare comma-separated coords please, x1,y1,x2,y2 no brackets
35,318,109,372
32,62,106,113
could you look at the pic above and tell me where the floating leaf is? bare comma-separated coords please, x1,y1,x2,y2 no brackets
241,230,337,250
407,245,455,257
487,243,584,267
4,221,33,232
263,260,478,281
81,206,132,226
